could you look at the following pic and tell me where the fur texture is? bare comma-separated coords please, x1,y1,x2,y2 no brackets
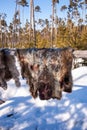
0,49,20,90
17,47,73,100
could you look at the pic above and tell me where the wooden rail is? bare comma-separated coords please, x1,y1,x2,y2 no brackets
73,50,87,58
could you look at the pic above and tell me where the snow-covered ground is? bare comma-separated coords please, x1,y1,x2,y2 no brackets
0,64,87,130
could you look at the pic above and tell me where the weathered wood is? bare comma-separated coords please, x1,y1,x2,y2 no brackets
73,50,87,58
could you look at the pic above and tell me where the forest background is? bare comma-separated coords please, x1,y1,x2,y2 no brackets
0,0,87,49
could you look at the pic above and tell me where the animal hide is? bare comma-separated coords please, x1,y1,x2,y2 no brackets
0,49,20,90
17,47,74,100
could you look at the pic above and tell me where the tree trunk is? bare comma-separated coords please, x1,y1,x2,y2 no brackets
29,0,36,47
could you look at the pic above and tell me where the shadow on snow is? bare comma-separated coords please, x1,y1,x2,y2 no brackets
0,77,87,129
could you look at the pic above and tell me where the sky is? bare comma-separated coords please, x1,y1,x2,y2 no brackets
0,59,87,130
0,0,69,26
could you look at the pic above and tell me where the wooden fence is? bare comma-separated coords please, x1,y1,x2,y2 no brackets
73,50,87,68
73,50,87,58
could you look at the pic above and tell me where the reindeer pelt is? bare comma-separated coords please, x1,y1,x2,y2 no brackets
17,47,74,100
0,49,20,90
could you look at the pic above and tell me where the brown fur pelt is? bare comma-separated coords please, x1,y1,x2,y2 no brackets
0,49,20,90
0,99,5,105
17,47,74,100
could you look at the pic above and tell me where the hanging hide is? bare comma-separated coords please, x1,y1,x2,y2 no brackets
0,49,20,90
17,47,74,100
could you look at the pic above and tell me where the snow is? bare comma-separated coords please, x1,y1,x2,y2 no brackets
0,62,87,130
